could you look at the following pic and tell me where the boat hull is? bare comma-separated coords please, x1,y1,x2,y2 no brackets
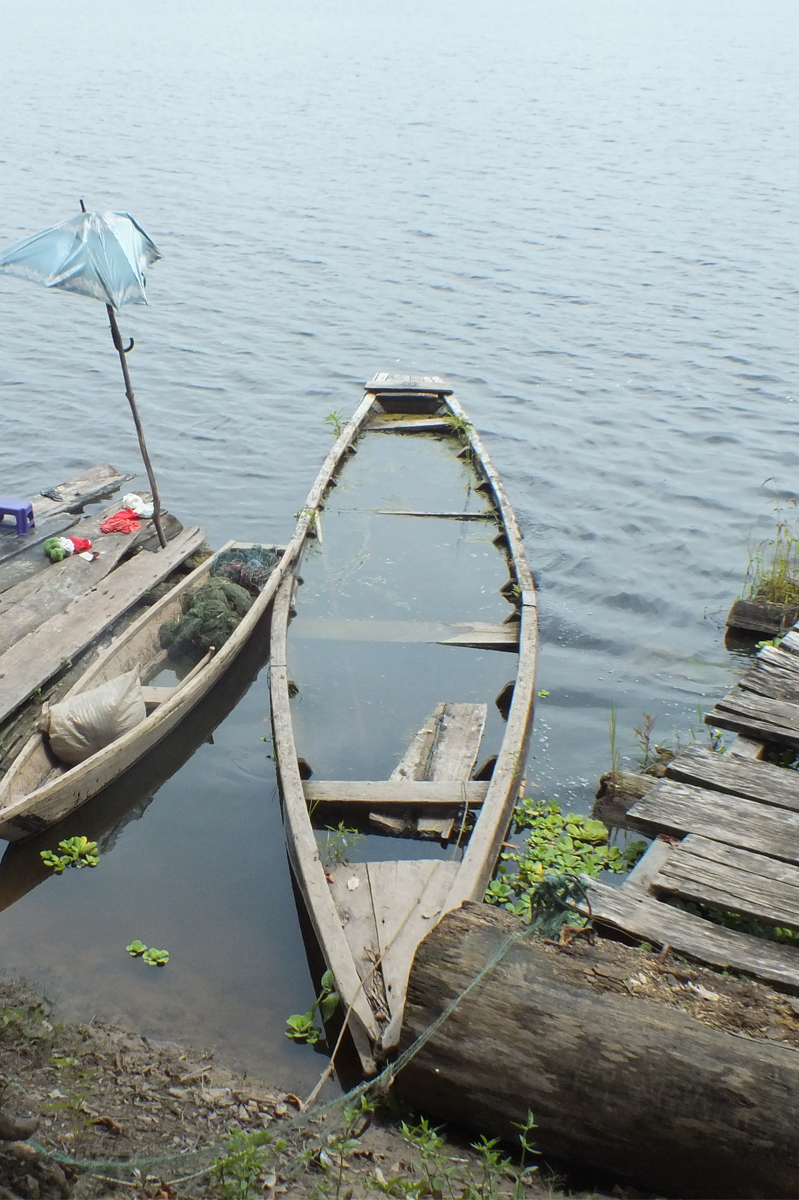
0,541,287,841
269,376,538,1072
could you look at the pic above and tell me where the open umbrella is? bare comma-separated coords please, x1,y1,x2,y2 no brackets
0,201,168,548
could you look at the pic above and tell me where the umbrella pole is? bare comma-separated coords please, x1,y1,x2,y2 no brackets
106,304,168,549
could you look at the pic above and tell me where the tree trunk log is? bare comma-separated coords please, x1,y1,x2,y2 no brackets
397,903,799,1199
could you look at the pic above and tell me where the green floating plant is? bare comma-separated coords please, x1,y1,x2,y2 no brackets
40,836,100,874
126,942,169,965
285,969,340,1044
485,797,646,921
142,948,169,966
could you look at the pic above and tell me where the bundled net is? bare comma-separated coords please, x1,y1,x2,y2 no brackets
159,579,253,663
211,545,280,594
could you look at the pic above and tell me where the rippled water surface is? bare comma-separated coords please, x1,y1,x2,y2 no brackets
0,0,798,1084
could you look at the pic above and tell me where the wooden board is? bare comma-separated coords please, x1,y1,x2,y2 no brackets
666,744,799,812
30,464,134,520
738,646,799,704
326,863,390,1021
0,513,81,581
708,687,799,748
726,597,799,636
0,506,183,655
288,616,518,648
651,834,799,930
366,372,452,394
628,779,799,864
367,858,459,1050
304,780,488,806
584,877,799,991
375,703,487,840
365,419,452,433
0,527,204,726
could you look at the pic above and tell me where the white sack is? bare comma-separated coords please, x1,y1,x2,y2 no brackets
45,668,146,765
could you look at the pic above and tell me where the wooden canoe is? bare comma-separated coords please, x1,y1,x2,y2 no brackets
269,374,538,1073
0,540,289,842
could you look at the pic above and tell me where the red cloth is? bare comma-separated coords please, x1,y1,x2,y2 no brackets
100,509,142,534
69,538,93,553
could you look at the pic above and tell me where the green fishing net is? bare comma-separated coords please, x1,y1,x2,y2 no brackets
159,578,253,663
211,545,280,593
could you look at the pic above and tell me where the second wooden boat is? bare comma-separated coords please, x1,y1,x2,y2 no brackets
0,540,289,841
270,374,538,1073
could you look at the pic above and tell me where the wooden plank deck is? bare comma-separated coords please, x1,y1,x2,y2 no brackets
0,526,203,726
586,624,799,991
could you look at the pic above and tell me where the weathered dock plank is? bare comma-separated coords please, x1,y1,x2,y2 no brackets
0,509,184,656
585,877,799,991
707,686,799,748
652,834,799,930
30,464,134,521
737,645,799,703
0,527,203,726
627,779,799,864
666,744,799,812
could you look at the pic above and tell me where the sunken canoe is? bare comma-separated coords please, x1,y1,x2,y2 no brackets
269,374,538,1074
0,541,289,841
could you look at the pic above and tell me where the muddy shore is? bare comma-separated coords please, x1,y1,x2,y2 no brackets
0,976,612,1200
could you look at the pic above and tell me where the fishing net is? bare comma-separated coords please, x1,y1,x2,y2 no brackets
159,578,253,663
211,545,281,594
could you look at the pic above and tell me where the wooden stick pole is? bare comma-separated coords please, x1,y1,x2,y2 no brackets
106,304,167,549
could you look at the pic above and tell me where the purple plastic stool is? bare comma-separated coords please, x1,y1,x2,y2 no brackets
0,497,35,536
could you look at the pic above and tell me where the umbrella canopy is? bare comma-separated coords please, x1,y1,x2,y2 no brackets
0,211,161,310
0,206,168,548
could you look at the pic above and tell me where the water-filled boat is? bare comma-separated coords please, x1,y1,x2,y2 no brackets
0,541,286,841
269,374,538,1073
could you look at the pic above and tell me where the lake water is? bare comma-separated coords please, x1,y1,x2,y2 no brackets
0,0,798,1089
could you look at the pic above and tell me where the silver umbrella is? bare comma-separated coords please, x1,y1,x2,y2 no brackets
0,202,168,548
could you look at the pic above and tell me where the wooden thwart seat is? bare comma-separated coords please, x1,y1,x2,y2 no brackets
304,780,488,806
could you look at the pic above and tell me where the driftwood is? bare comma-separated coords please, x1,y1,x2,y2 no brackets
726,597,799,637
398,903,799,1199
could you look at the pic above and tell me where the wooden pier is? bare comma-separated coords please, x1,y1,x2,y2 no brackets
0,465,203,774
587,632,799,992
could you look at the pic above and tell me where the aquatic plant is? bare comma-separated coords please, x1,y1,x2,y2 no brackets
322,822,364,866
285,969,340,1045
40,836,100,874
142,947,169,966
324,410,345,438
125,941,169,965
742,502,799,606
485,798,646,920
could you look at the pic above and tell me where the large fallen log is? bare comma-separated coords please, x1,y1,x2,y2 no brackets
398,902,799,1199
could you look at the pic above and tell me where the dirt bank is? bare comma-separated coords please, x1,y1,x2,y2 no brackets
0,977,613,1200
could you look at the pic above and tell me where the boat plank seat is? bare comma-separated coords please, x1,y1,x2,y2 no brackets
371,702,487,840
304,780,488,806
